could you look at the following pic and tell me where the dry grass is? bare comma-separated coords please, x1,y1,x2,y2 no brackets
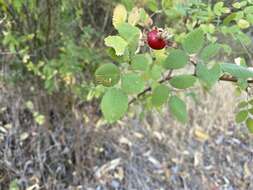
0,82,253,190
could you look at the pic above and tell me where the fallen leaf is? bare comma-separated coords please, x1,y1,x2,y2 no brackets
194,128,209,141
94,158,121,179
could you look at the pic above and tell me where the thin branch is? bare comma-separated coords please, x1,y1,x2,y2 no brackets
129,70,173,105
128,70,253,105
219,75,253,83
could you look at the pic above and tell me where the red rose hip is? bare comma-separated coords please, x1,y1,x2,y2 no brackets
147,29,166,50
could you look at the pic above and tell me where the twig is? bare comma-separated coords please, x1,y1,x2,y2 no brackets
128,70,173,105
128,68,253,105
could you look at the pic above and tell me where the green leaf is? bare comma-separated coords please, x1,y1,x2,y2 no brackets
196,63,222,88
232,2,241,9
237,79,248,90
169,96,188,123
153,49,167,64
163,49,188,69
214,2,224,16
169,75,196,89
9,179,19,190
150,64,163,80
151,84,170,107
237,101,248,108
235,110,248,123
147,0,158,12
245,6,253,14
200,43,221,62
182,29,205,54
12,0,22,12
237,31,251,45
120,0,135,11
101,88,128,122
116,23,141,41
131,54,152,71
220,63,253,79
104,35,128,56
223,13,237,25
121,73,145,94
246,14,253,24
221,44,232,55
246,118,253,133
116,23,141,53
95,63,120,87
162,0,173,9
107,48,128,63
139,8,149,24
248,108,253,115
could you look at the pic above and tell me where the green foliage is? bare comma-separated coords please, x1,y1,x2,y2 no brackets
169,96,188,123
100,1,253,125
131,54,152,71
235,98,253,132
9,179,19,190
169,75,196,89
200,43,221,62
235,110,248,123
246,118,253,133
213,2,229,16
163,49,188,69
196,63,221,88
238,101,248,108
121,73,145,94
151,84,170,107
101,88,128,123
95,63,120,87
221,63,253,80
182,29,205,54
116,22,141,42
105,36,128,56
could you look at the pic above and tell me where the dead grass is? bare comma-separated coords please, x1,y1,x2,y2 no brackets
0,82,253,190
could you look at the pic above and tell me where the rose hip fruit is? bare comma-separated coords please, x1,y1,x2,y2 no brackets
147,29,166,50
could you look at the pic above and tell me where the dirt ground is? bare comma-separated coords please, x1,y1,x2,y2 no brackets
0,83,253,190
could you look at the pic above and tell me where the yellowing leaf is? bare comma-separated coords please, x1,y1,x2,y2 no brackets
128,7,140,26
113,4,127,28
104,36,127,56
232,2,241,9
237,19,250,29
63,74,76,85
153,49,167,64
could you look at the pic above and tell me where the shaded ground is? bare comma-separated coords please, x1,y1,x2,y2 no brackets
0,83,253,190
